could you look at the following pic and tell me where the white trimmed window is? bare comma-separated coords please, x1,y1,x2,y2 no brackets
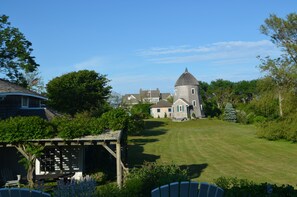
21,97,29,108
192,100,196,106
179,105,182,112
191,88,195,94
157,109,160,113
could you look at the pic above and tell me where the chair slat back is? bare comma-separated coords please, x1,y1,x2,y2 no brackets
151,181,224,197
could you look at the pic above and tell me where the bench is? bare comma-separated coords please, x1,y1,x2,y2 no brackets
0,169,21,188
151,181,224,197
0,188,51,197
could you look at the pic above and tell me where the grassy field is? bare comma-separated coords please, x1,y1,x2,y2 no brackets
128,118,297,186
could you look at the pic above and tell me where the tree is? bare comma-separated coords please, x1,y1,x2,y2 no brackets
259,13,297,117
0,116,54,187
46,70,112,116
0,15,39,85
223,102,237,122
208,79,234,109
260,13,297,64
24,71,45,94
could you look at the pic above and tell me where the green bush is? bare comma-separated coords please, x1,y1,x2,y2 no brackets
236,110,247,124
52,116,104,139
130,103,152,119
0,116,54,142
90,171,107,185
97,183,121,197
122,162,189,197
214,176,297,196
100,108,144,136
256,112,297,142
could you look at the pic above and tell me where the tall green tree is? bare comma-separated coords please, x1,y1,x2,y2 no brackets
259,13,297,117
47,70,112,116
0,15,39,85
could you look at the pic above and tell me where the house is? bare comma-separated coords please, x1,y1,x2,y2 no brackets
150,100,172,118
140,88,160,104
122,88,171,106
122,94,140,106
172,68,204,120
0,80,126,186
0,79,55,120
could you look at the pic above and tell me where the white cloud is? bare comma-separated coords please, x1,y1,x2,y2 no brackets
137,40,280,64
73,56,104,70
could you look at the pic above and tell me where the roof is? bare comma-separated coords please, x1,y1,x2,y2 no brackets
160,93,171,100
151,100,172,108
175,68,199,87
0,79,47,100
140,88,160,98
173,98,191,106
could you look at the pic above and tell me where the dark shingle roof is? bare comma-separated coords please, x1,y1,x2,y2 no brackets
0,79,46,99
151,100,172,108
175,68,199,87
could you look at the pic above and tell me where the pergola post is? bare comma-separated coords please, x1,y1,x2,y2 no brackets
116,141,122,187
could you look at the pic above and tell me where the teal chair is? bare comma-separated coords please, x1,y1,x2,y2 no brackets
151,181,224,197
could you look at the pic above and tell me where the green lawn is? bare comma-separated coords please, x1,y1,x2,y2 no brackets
128,118,297,186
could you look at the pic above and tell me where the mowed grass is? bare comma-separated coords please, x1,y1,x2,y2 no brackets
128,118,297,186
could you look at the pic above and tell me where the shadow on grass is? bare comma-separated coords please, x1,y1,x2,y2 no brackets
180,163,208,179
141,129,167,137
128,138,160,168
144,120,167,130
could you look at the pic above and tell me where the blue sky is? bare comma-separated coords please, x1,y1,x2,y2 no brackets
1,1,296,94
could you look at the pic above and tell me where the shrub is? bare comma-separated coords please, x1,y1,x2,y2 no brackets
130,103,152,119
214,176,297,196
53,176,96,197
96,183,121,197
52,116,104,139
223,103,236,122
122,162,189,197
236,110,247,124
90,171,107,185
0,116,54,142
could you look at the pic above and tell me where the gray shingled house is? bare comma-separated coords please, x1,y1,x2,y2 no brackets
0,79,126,186
0,79,56,120
172,69,204,120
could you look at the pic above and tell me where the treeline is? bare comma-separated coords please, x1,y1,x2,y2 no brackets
201,13,297,142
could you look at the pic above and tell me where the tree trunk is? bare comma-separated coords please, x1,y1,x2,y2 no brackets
27,155,36,188
278,90,283,117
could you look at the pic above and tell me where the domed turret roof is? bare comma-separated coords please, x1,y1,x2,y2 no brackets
175,68,199,87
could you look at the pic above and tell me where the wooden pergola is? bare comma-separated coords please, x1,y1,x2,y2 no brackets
0,130,128,187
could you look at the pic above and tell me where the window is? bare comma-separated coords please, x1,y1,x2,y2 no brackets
192,100,196,106
21,97,29,108
157,109,160,113
168,108,172,112
179,105,183,112
40,148,55,172
191,88,195,94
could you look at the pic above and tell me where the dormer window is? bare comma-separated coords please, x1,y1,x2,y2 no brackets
21,97,29,108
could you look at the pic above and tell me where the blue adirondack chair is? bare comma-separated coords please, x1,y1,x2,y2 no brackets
151,181,224,197
0,188,51,197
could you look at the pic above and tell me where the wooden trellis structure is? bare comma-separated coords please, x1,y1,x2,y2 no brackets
0,130,127,187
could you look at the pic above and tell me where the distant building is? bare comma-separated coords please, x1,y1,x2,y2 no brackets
172,68,204,120
150,100,172,118
122,88,171,106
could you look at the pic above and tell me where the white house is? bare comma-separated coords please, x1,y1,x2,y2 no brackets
150,100,172,118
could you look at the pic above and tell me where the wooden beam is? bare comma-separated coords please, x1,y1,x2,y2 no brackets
116,142,122,188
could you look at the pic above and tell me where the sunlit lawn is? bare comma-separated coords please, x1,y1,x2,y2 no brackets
128,118,297,186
